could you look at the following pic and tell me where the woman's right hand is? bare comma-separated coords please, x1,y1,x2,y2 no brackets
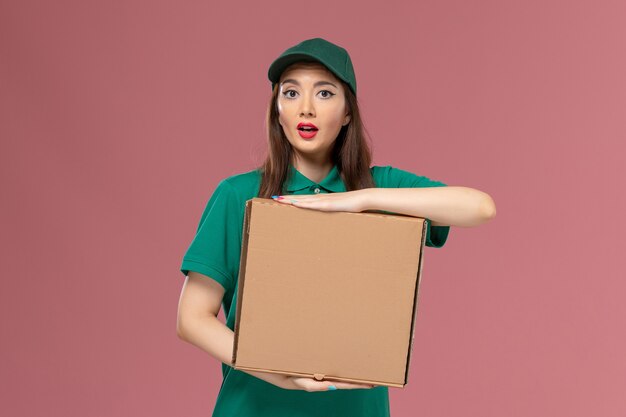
243,369,377,391
284,376,377,392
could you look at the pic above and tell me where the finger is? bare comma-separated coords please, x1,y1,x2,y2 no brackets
291,377,331,392
274,198,297,204
332,381,376,389
272,195,322,202
319,380,375,390
291,377,376,391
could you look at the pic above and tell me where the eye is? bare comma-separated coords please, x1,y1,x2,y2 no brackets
281,89,336,99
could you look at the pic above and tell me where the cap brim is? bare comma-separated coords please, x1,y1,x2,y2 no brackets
268,53,323,82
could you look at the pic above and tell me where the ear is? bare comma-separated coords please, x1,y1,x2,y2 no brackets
343,114,351,126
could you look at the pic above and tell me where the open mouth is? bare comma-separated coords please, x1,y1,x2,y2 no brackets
297,122,319,132
297,125,318,139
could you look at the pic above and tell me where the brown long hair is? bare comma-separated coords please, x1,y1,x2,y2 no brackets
257,76,376,198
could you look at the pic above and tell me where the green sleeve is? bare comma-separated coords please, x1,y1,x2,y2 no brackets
180,179,243,292
383,165,451,248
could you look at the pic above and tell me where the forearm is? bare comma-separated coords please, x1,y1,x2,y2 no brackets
178,315,292,388
178,314,236,366
361,186,496,227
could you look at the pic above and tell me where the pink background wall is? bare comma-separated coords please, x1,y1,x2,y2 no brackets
1,1,624,416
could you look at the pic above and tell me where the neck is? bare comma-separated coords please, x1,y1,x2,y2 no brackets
291,157,334,184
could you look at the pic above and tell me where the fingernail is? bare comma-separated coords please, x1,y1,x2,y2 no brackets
271,195,278,199
327,385,337,391
290,199,297,203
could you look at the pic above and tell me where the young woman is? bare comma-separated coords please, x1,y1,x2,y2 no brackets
177,38,496,417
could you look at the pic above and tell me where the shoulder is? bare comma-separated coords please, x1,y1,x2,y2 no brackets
370,164,447,188
218,168,262,200
369,164,412,186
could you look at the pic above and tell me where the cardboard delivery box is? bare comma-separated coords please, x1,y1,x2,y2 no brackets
232,197,428,388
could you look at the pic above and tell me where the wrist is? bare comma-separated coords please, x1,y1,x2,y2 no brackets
358,188,378,212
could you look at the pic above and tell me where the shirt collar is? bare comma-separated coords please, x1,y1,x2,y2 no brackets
285,163,346,193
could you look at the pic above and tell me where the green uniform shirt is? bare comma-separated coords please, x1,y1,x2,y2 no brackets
180,163,451,417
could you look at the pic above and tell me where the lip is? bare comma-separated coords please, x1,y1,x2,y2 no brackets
297,122,318,130
297,122,318,140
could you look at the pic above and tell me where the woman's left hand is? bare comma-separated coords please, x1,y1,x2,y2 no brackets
272,190,371,213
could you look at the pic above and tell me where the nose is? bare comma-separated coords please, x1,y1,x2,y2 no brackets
298,93,315,117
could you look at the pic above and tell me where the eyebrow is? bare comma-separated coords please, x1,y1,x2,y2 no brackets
280,79,338,89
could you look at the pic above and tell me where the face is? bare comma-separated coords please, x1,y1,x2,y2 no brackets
277,62,351,162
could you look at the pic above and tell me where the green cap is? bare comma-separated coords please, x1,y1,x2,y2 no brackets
268,37,357,96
